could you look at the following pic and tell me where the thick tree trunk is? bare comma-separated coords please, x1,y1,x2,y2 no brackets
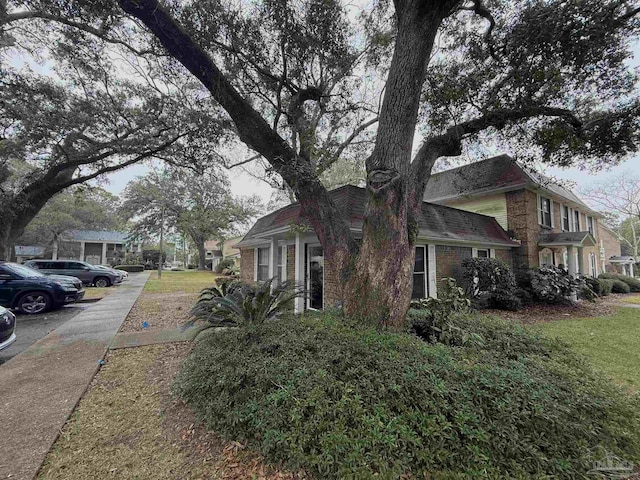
197,241,207,270
341,2,450,327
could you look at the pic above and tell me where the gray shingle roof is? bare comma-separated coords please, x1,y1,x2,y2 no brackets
538,231,597,247
239,185,518,247
66,230,130,243
424,155,595,214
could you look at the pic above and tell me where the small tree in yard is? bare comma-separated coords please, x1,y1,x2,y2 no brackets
4,0,640,325
121,167,261,270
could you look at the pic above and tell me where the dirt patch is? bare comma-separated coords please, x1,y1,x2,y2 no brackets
39,343,308,480
485,299,618,325
119,292,197,332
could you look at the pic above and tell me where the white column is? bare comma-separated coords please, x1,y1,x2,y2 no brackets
630,263,635,277
268,238,277,280
101,243,108,265
577,247,584,275
294,233,305,313
52,240,58,260
79,241,85,261
567,245,577,277
427,245,437,299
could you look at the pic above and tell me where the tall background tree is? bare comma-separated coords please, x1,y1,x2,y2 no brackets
583,173,640,257
0,8,230,261
3,0,640,325
121,167,261,270
16,187,124,259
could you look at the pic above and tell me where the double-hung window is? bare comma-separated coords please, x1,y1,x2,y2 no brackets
539,196,552,228
587,216,595,235
562,205,570,231
256,247,270,281
411,246,428,300
573,210,580,231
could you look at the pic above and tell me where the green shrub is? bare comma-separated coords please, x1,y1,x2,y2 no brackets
174,314,640,479
600,278,615,296
215,258,236,274
600,273,640,292
409,278,472,345
461,257,520,310
612,279,632,294
117,264,144,273
519,266,588,304
186,277,303,329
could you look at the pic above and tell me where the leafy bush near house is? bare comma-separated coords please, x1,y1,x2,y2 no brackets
215,258,236,274
174,313,640,479
186,277,303,329
461,257,521,310
600,278,615,296
600,273,640,292
611,279,632,294
519,266,589,304
408,278,473,345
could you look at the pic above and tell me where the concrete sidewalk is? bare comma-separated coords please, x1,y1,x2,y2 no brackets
0,271,150,480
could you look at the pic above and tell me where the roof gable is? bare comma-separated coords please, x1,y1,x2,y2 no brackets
424,155,593,212
239,185,517,247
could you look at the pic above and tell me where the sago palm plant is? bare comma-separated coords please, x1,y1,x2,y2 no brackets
186,277,304,329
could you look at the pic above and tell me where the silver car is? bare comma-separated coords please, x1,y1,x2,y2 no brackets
24,260,121,287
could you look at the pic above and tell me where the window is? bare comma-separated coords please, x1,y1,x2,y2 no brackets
587,216,595,235
539,196,552,227
562,205,570,231
307,245,324,310
277,245,286,284
411,246,427,299
256,247,270,281
573,210,580,231
477,249,489,258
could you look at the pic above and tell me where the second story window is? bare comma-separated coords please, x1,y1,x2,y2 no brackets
573,210,580,231
588,216,595,235
562,205,570,231
539,196,552,228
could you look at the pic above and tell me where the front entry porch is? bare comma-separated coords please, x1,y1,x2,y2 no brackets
538,231,598,277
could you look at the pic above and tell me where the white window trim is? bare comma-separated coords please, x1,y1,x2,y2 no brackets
278,243,288,283
537,194,553,228
412,245,429,300
472,248,494,259
427,245,437,299
561,204,570,232
254,246,270,282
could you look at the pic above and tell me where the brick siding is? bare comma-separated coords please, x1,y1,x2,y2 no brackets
239,248,254,282
505,189,542,272
435,245,473,288
599,225,622,273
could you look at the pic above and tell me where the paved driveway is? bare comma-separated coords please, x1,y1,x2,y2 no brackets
0,303,92,365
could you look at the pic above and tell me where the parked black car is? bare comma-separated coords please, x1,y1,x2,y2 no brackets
0,305,16,351
0,262,85,314
24,260,121,287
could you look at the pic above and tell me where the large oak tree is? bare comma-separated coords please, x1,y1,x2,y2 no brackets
3,0,640,325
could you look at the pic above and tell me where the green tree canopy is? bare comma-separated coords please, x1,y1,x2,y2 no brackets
121,167,262,270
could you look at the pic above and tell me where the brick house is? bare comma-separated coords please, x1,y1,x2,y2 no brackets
424,155,622,276
237,185,518,313
237,155,623,313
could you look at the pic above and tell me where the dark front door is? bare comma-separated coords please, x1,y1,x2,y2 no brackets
307,245,324,310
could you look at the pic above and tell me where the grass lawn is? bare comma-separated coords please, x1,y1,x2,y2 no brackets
620,294,640,305
143,270,219,294
536,307,640,389
39,344,300,480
